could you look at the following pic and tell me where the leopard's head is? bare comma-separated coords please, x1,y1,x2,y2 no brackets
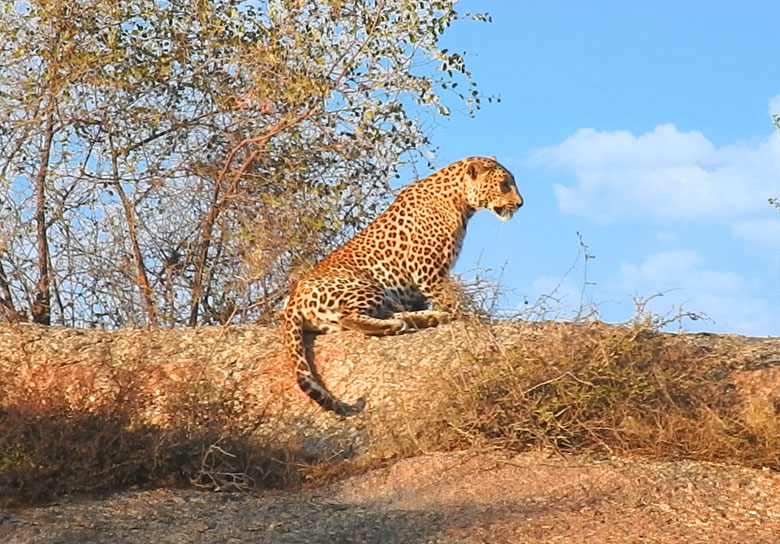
463,156,523,221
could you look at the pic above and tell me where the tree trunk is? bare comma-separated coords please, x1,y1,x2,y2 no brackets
31,110,55,325
109,131,159,327
0,259,25,323
115,183,159,327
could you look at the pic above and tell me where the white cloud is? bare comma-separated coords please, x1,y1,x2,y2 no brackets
525,95,780,336
730,219,780,252
770,93,780,116
532,124,714,171
655,231,678,243
615,250,745,294
523,249,780,336
608,250,777,336
530,121,780,224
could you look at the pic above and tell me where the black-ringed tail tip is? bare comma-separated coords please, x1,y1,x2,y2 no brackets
335,397,366,417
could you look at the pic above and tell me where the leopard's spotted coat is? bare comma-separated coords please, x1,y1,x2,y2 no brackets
282,156,523,415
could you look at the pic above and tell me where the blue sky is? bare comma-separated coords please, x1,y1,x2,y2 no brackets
429,1,780,336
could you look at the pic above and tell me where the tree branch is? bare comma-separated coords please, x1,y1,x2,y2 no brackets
187,107,314,326
109,128,159,327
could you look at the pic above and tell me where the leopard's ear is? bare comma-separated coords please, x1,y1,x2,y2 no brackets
467,161,483,179
488,155,496,161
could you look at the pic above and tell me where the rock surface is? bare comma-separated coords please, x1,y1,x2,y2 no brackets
1,320,779,542
3,450,779,543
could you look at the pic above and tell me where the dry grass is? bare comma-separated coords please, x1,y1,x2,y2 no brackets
426,321,779,470
0,318,777,506
0,355,301,506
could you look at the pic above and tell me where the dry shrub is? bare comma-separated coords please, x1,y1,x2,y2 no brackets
433,321,780,470
0,357,300,506
741,395,780,450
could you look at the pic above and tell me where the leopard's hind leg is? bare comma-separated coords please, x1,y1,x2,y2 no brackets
338,312,408,335
392,309,451,330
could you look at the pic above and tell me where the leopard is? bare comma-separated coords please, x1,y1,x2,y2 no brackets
282,156,523,416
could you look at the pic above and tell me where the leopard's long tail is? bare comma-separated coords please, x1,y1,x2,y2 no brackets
282,307,365,417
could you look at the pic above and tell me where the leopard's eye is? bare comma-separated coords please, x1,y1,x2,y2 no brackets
500,180,510,193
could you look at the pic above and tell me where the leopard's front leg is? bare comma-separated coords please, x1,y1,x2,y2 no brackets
417,272,462,316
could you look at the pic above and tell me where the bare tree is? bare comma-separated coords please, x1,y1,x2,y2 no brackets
0,0,492,328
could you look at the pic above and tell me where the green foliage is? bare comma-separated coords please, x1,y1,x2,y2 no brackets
0,0,491,327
